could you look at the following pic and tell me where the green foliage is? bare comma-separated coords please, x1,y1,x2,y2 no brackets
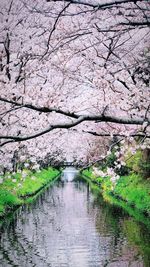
0,167,60,217
125,149,150,178
123,219,150,265
139,160,150,179
82,169,97,181
104,150,117,169
82,144,150,218
82,170,150,216
125,150,142,173
82,169,93,178
117,165,130,176
114,174,150,214
101,149,130,176
0,189,22,216
17,168,59,197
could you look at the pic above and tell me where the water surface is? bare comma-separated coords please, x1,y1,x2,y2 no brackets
0,168,150,267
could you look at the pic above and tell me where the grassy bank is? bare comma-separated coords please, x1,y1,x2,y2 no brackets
0,167,60,218
82,169,150,217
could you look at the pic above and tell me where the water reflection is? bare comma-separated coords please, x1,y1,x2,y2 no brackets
0,171,150,267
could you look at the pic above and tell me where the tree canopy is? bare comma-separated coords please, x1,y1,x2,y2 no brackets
0,0,149,168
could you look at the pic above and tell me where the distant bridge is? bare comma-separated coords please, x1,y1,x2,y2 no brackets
62,162,75,167
57,162,82,167
51,162,83,168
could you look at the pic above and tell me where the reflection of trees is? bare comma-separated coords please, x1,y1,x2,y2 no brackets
87,183,149,266
1,181,73,266
123,219,150,267
74,180,87,191
0,183,63,266
0,220,51,267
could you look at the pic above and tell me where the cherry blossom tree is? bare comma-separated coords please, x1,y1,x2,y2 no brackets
0,0,149,171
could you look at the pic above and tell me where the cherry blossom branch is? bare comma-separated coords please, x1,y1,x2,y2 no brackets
72,129,150,138
0,113,149,146
48,0,149,30
4,33,11,80
42,2,71,57
0,106,23,117
0,96,149,125
0,116,85,146
119,21,150,27
80,136,124,171
1,97,149,125
48,0,146,9
0,97,79,119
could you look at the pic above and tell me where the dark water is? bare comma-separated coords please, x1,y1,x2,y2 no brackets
0,167,150,267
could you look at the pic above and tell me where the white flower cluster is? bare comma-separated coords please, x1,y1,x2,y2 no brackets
92,167,106,178
17,183,22,188
20,155,26,162
112,138,150,172
0,152,42,187
31,176,36,180
106,167,120,185
32,164,40,171
92,167,120,186
24,163,29,168
21,170,28,179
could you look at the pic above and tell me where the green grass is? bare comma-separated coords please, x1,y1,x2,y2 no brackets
82,169,150,216
82,169,103,184
0,190,22,215
114,174,150,214
0,167,60,217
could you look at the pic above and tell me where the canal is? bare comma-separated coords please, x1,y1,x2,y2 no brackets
0,167,150,267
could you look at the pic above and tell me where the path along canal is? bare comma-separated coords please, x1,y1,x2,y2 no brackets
0,167,150,267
